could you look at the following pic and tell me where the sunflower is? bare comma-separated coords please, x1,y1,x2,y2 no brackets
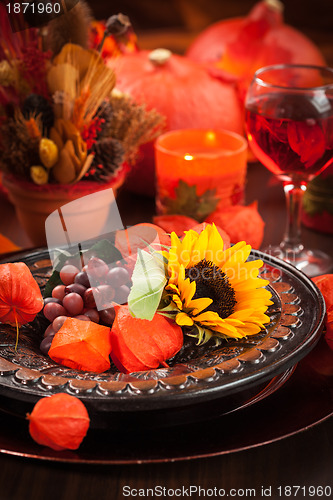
162,224,272,344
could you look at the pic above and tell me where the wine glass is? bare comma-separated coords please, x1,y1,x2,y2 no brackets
245,64,333,277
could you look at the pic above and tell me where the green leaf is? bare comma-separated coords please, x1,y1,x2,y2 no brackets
185,325,227,346
162,179,219,222
86,239,122,263
43,270,62,298
44,249,70,297
128,249,167,321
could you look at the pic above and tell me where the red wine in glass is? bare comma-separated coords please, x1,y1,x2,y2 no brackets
245,64,333,276
246,93,333,182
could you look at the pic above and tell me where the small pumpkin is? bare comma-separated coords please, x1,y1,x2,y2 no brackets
186,0,325,102
108,49,243,195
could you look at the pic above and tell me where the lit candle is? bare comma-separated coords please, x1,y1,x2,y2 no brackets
155,129,248,219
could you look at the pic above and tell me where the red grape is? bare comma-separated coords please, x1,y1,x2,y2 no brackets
99,307,116,326
106,267,129,287
44,297,62,306
52,285,66,301
63,292,84,316
84,287,99,309
40,334,55,355
97,284,115,308
52,315,68,332
87,257,109,280
115,285,130,304
74,315,90,321
74,271,90,288
60,265,80,285
43,324,55,338
43,302,67,322
84,309,100,323
65,283,86,297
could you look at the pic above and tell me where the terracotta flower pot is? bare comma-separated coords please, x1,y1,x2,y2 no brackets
3,165,128,247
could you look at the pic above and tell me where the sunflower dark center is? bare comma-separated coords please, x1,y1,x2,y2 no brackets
185,259,236,319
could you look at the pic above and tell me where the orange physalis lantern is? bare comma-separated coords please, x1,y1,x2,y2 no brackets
206,202,265,249
110,305,183,374
312,274,333,349
0,262,44,347
48,317,112,373
28,393,90,451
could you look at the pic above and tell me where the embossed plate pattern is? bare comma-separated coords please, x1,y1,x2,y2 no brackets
0,248,326,423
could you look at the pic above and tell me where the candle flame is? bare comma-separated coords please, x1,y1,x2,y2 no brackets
206,131,216,142
184,154,194,161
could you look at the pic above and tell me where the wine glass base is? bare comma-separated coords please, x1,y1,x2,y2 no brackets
261,245,333,278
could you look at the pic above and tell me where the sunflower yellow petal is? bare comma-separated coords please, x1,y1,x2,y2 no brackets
181,279,196,306
190,297,213,314
223,244,252,269
213,322,243,338
172,294,183,309
179,231,195,267
219,241,247,266
194,310,228,326
165,283,179,293
176,312,194,326
206,224,225,266
232,277,270,292
190,229,209,265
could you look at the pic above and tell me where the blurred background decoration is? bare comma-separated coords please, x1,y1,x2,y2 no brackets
99,0,329,198
0,0,332,245
0,3,164,244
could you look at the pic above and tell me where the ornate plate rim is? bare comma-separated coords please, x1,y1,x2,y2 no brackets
0,248,326,412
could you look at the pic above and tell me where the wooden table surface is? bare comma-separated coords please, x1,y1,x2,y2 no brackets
0,162,332,500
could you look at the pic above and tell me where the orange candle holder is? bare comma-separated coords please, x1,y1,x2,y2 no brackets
154,129,248,220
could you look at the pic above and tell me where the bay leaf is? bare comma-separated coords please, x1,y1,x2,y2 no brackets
128,249,167,321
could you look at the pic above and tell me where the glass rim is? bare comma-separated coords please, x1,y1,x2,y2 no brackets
253,63,333,91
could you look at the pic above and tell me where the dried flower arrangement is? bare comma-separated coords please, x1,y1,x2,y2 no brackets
0,3,164,187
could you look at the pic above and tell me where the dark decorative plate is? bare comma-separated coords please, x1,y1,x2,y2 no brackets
0,248,326,429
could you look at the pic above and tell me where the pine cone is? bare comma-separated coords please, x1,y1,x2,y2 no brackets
87,138,125,182
96,102,114,139
22,94,54,134
0,117,40,179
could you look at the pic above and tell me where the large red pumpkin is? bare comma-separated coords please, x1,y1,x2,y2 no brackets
108,49,243,195
186,0,325,102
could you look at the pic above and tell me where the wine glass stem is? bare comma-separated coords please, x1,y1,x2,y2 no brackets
281,182,306,256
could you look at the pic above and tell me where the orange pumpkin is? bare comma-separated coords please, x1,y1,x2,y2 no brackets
108,49,243,195
186,0,325,103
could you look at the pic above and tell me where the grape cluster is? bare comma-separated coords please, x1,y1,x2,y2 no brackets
40,257,131,355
